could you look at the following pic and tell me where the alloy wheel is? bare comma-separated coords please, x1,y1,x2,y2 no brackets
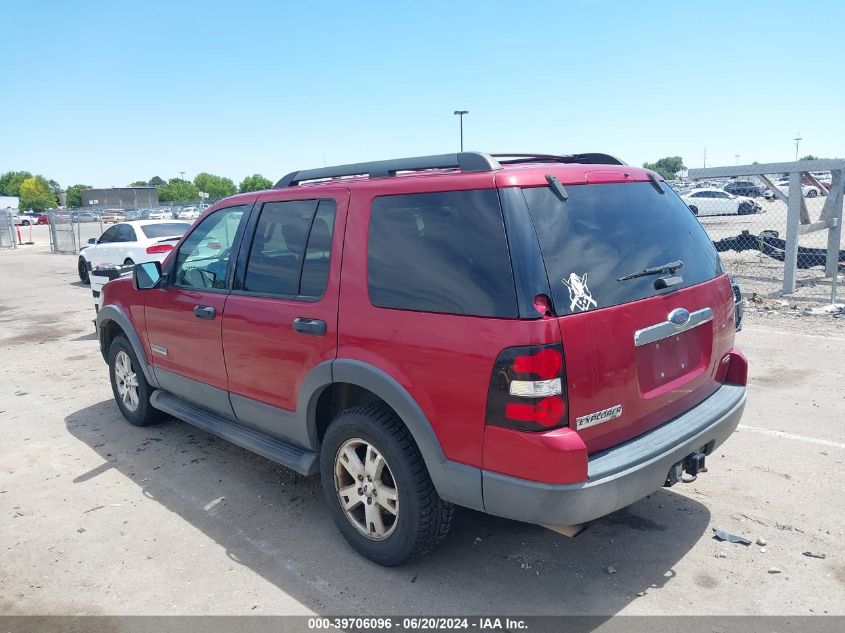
114,350,140,412
334,438,399,540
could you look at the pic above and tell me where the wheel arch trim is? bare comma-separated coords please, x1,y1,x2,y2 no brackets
303,359,483,511
96,304,159,389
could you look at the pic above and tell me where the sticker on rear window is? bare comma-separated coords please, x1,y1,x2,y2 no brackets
562,272,597,312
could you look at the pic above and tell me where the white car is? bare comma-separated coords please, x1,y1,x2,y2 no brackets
680,188,761,216
148,208,173,220
776,181,821,198
178,206,200,220
77,220,191,284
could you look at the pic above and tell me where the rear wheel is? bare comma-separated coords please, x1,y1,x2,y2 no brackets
689,205,698,215
320,403,453,566
123,258,135,266
78,257,90,284
108,335,164,427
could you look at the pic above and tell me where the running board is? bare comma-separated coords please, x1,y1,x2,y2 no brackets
150,390,319,476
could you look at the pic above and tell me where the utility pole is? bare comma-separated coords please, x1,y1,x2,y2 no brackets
453,110,468,151
735,154,740,165
179,171,185,181
793,134,802,161
703,147,707,168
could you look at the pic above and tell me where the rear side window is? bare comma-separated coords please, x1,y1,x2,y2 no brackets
244,199,337,297
141,223,191,238
522,182,721,314
368,189,517,317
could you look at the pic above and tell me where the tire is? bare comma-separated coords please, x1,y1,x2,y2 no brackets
689,205,698,216
124,258,135,266
22,220,30,226
108,335,165,427
78,257,90,284
320,403,453,566
807,189,818,198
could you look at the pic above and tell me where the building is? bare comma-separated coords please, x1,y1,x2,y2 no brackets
0,195,19,210
80,187,158,209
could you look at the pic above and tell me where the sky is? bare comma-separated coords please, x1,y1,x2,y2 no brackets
1,0,843,188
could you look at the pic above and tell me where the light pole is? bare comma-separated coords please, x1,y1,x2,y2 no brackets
179,171,185,181
794,134,802,161
453,110,468,151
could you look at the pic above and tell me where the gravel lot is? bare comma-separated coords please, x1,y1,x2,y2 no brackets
1,235,843,616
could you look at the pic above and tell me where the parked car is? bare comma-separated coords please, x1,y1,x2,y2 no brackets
101,209,125,224
13,212,44,225
776,180,821,198
71,210,100,223
681,188,761,215
178,206,200,220
77,220,192,284
723,180,766,198
95,152,747,565
147,209,172,220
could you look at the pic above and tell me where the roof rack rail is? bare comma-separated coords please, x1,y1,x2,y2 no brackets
492,153,627,166
274,152,501,188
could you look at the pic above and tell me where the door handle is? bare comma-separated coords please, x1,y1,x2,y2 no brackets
293,317,327,336
193,305,216,320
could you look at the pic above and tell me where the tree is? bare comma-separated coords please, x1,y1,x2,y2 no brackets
65,184,91,208
800,154,819,161
157,178,199,202
239,173,272,193
642,156,686,180
193,172,236,201
129,180,148,187
0,170,33,196
19,176,57,211
148,176,166,187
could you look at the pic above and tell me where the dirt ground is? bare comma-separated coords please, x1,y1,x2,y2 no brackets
1,234,843,616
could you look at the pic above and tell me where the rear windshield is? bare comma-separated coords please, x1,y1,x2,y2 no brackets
522,181,721,314
141,223,191,239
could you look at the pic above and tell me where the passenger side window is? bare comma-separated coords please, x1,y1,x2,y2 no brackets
367,189,517,317
98,226,119,243
243,199,337,297
116,224,136,242
173,206,246,290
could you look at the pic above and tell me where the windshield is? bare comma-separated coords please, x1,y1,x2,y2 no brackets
522,181,722,314
141,223,191,239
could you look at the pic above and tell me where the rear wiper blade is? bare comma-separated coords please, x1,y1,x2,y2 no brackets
617,260,683,281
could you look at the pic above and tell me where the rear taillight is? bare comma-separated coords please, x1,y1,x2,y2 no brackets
485,343,568,431
146,244,174,255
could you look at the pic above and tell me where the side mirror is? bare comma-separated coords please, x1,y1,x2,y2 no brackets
134,261,163,290
88,237,97,244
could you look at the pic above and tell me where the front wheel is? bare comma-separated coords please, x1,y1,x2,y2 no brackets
689,205,698,216
78,257,90,284
108,335,165,427
320,403,453,566
123,258,135,266
807,189,818,198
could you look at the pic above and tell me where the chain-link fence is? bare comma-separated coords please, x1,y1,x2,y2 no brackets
681,161,844,305
0,210,16,249
47,210,78,253
48,201,207,254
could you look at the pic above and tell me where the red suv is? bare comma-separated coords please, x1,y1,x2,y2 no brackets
96,152,747,565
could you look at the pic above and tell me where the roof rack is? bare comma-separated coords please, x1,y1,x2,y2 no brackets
274,152,500,188
274,151,627,188
492,153,627,166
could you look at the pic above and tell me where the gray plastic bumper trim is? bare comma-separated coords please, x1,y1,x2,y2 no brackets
482,384,746,527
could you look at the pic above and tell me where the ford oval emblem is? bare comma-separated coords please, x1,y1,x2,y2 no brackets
668,308,691,327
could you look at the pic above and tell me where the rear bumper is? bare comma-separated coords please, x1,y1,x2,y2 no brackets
481,383,746,527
